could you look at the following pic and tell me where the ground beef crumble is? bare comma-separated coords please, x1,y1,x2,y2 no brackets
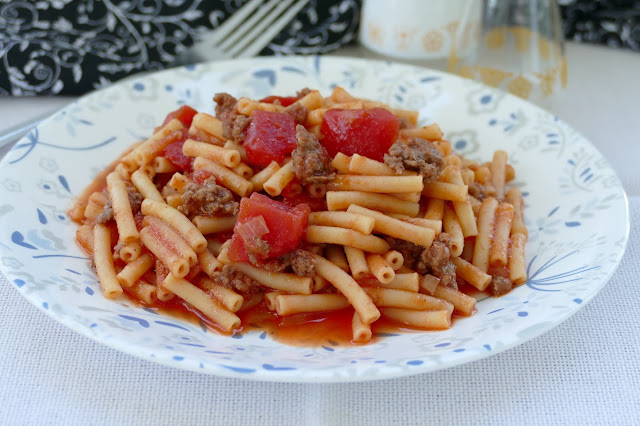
468,181,486,201
385,233,457,288
96,183,142,224
385,237,424,272
384,137,445,183
489,276,513,296
212,264,261,294
296,88,312,98
292,124,335,185
249,249,316,277
213,92,251,142
284,102,307,124
290,250,316,277
224,114,251,142
125,182,143,213
246,238,272,265
469,181,497,201
420,233,456,288
178,177,239,217
213,92,236,117
96,203,114,224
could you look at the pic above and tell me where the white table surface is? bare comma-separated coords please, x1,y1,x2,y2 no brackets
1,42,639,425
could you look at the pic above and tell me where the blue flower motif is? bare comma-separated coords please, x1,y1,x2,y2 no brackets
526,250,600,292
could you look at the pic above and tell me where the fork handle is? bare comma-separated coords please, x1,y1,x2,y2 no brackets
0,115,48,150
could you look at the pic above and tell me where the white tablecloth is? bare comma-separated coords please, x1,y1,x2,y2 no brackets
1,43,639,425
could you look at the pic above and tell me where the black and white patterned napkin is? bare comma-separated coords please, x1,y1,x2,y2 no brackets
0,0,361,96
560,0,640,50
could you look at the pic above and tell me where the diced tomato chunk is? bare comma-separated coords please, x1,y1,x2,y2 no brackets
280,180,301,198
162,105,198,127
259,95,300,107
228,193,310,262
189,169,214,184
280,192,327,212
162,131,193,171
243,110,297,166
320,108,399,162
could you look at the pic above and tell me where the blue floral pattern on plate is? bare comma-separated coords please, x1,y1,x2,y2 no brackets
0,57,629,382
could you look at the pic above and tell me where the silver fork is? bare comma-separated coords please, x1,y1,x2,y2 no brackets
0,0,310,152
175,0,309,63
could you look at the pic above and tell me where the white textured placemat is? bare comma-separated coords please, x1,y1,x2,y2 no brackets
0,198,637,425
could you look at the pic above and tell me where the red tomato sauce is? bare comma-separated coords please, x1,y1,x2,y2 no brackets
122,292,434,347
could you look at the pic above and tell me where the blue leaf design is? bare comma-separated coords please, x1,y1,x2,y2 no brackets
407,360,423,365
66,122,76,138
154,320,191,331
420,76,440,83
253,69,276,86
118,315,150,328
262,364,296,371
547,206,560,217
179,343,206,348
321,345,334,352
281,66,305,75
37,209,47,224
565,221,581,227
220,365,256,374
85,287,94,295
58,175,70,192
11,231,37,249
14,279,25,288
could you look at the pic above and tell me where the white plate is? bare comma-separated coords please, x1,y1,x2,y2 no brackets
0,56,629,382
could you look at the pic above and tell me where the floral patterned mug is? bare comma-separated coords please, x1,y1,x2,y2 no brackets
359,0,482,60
